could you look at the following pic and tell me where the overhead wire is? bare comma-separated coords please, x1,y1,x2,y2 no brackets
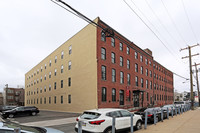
181,0,198,43
51,0,189,81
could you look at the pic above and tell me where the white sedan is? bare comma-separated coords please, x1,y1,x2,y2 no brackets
75,108,142,133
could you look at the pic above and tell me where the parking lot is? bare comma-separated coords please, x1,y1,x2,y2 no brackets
2,107,200,133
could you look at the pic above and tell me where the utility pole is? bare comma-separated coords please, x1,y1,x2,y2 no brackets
193,63,200,107
180,43,199,110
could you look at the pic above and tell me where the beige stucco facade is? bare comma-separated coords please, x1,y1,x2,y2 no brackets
25,18,99,113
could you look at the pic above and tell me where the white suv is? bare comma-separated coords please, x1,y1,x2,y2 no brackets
75,108,142,133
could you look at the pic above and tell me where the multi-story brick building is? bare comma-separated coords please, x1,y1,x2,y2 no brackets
25,17,173,113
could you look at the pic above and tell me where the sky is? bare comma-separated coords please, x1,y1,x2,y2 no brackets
0,0,200,93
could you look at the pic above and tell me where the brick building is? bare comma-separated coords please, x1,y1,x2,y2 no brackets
25,17,173,113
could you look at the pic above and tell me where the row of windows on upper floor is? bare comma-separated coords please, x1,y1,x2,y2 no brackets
101,65,173,86
27,45,72,80
26,95,71,105
26,63,72,88
101,66,173,91
101,87,173,103
27,78,71,96
100,34,172,77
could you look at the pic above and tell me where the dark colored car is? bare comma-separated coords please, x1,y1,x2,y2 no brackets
134,107,167,123
0,105,17,112
1,106,39,118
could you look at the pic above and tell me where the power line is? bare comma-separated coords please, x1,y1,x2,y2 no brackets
160,0,188,46
181,0,198,43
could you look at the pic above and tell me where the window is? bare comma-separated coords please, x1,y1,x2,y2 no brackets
141,78,144,88
61,96,63,104
54,82,56,89
127,74,131,85
61,65,63,73
150,71,152,77
41,66,42,72
49,72,51,78
61,51,64,59
54,69,57,76
44,97,46,104
44,86,46,92
54,96,56,104
112,69,116,82
49,85,51,91
45,64,47,69
101,31,106,41
120,42,123,51
146,69,148,76
135,63,138,72
68,77,71,87
49,60,51,67
145,58,148,65
40,98,42,104
44,75,46,80
49,97,51,104
146,80,148,89
111,37,115,47
40,87,42,93
141,66,143,74
120,71,124,84
135,52,138,59
101,65,106,80
135,76,138,86
102,87,107,102
127,60,130,69
101,48,106,60
150,81,152,89
112,88,116,102
61,80,63,88
68,95,71,104
146,92,149,101
69,45,72,55
120,56,123,66
68,61,71,70
111,52,115,63
127,47,130,54
40,77,42,82
140,55,143,62
55,56,57,63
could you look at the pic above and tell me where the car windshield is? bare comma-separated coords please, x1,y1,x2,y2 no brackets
4,121,46,133
80,112,101,120
174,102,184,104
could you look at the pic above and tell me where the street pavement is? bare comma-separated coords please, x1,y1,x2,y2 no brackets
136,107,200,133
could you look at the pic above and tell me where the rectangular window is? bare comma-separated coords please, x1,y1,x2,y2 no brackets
61,96,63,104
45,64,47,69
69,45,72,55
54,82,56,89
141,66,143,74
101,48,106,60
127,74,131,85
61,80,63,88
141,78,144,88
49,72,51,78
135,63,138,72
102,87,107,102
68,61,71,70
54,96,56,104
101,65,106,80
150,71,152,77
55,69,57,76
111,52,115,63
61,51,64,59
44,98,46,104
61,65,63,73
40,98,42,104
49,85,51,91
68,77,71,87
49,97,51,104
146,80,148,89
112,69,116,82
112,88,116,102
120,56,123,67
146,69,148,76
120,71,124,84
145,58,148,65
135,52,138,59
150,81,152,89
127,60,130,69
49,60,51,67
127,47,130,54
101,32,106,41
111,37,115,47
146,92,149,101
140,55,143,62
55,56,57,63
68,95,71,104
135,76,138,86
120,42,123,51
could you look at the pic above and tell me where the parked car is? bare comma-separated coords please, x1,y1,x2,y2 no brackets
0,121,64,133
161,104,177,115
174,101,189,107
1,106,39,118
134,107,167,123
75,108,142,133
0,105,17,112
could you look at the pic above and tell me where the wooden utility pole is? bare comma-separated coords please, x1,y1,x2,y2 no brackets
193,63,200,107
180,43,199,110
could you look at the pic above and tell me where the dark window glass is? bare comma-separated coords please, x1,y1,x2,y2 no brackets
101,66,106,80
101,32,106,41
111,52,115,63
120,43,123,51
68,95,71,104
61,80,63,88
111,37,115,47
102,87,107,102
68,77,71,87
120,71,124,84
120,56,123,66
112,69,116,82
112,88,116,102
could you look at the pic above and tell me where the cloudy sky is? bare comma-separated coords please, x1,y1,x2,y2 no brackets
0,0,199,93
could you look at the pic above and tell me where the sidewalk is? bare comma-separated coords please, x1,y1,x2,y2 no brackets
136,107,200,133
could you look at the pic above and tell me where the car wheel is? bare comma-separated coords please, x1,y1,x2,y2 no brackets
135,120,142,130
31,112,36,116
104,127,112,133
8,114,14,118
